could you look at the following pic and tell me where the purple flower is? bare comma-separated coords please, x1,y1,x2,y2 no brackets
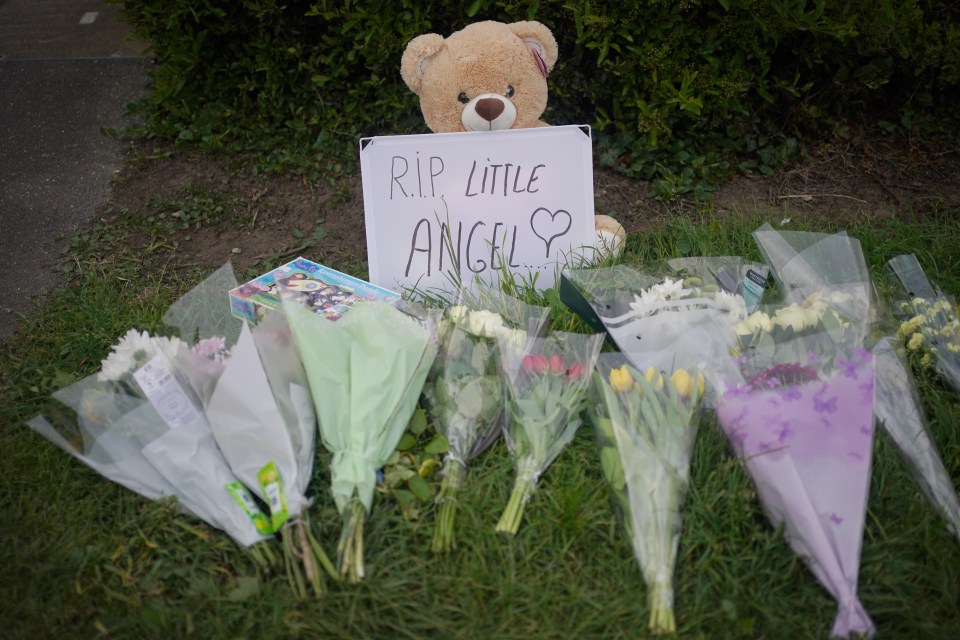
830,513,843,525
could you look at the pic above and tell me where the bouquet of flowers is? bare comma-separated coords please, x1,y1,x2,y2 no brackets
884,253,960,393
561,259,752,401
424,289,549,552
708,226,880,638
162,263,334,597
495,330,604,535
282,297,438,581
26,327,277,568
752,223,876,341
871,336,960,542
590,354,705,635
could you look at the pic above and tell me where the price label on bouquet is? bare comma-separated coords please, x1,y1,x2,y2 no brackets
133,355,206,430
360,125,595,295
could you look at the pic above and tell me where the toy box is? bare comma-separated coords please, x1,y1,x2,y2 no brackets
229,257,401,324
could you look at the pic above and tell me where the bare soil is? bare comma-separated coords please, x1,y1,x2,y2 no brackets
101,130,960,278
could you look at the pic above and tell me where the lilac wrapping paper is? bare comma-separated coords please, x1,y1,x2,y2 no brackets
716,351,876,639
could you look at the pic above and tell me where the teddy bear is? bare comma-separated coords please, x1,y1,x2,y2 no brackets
400,20,625,259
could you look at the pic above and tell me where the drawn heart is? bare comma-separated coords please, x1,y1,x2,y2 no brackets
530,208,572,257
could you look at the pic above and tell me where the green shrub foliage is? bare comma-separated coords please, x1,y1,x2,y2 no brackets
114,0,960,193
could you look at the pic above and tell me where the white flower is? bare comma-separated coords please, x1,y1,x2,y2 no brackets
629,287,666,313
465,310,505,338
656,277,691,301
447,305,469,324
495,327,529,354
98,329,184,382
714,290,747,322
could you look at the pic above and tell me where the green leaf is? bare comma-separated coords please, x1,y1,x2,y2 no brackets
391,488,415,505
291,228,305,239
424,434,449,455
396,433,417,451
407,408,428,436
407,474,432,502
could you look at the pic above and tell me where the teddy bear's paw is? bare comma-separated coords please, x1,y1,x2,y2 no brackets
593,214,626,261
461,93,518,131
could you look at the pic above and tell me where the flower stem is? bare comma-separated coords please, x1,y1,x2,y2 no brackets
648,581,676,635
495,477,534,536
281,514,333,598
432,457,465,553
337,498,366,582
246,540,278,571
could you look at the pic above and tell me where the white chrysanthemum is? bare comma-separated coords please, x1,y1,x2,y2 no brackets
629,287,666,313
98,329,184,381
657,277,691,301
714,290,747,322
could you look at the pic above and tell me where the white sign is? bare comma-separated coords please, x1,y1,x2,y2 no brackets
359,125,595,296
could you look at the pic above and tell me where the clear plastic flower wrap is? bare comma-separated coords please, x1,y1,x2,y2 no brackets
282,297,438,582
589,353,705,635
752,223,878,342
495,330,604,535
871,336,960,542
26,330,277,568
163,263,333,596
884,253,960,393
560,259,754,404
424,287,550,552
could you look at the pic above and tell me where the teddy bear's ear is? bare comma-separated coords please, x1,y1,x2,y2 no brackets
508,21,559,74
401,33,445,95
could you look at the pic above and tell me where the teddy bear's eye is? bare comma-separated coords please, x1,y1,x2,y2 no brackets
506,85,515,98
458,92,470,104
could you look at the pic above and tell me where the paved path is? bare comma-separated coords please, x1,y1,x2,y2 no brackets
0,0,149,338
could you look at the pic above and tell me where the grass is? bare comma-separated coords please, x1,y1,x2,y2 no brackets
2,205,960,639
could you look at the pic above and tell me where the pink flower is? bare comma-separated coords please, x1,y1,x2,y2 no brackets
522,354,549,374
548,354,566,374
565,362,587,380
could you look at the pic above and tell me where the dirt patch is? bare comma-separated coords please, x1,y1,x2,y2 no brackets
100,132,960,279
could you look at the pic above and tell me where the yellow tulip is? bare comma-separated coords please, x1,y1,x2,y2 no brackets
645,367,664,391
609,365,634,392
670,369,693,397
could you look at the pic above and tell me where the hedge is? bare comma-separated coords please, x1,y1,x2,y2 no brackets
113,0,960,195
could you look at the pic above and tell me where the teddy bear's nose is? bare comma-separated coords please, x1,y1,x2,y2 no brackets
475,97,505,122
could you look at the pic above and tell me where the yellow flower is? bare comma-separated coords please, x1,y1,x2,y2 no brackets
670,369,693,397
645,367,665,391
733,310,773,336
907,332,925,351
773,304,819,332
609,365,634,393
